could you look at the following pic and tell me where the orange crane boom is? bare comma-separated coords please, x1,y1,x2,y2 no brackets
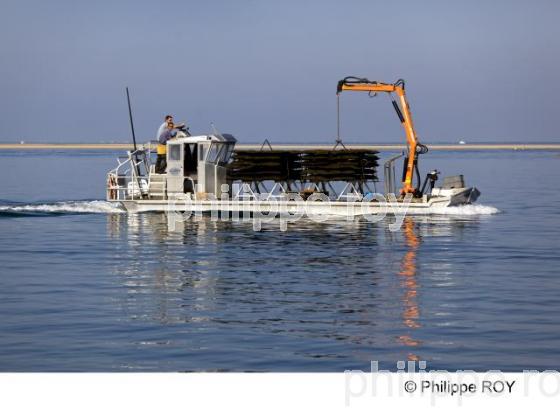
336,77,426,195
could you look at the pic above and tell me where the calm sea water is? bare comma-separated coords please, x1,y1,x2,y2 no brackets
0,149,559,371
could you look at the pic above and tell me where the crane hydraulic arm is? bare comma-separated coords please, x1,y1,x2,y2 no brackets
336,77,427,195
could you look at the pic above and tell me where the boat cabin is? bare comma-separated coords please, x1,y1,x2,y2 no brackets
106,133,236,201
163,133,236,198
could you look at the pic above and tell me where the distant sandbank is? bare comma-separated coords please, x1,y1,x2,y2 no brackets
0,143,559,151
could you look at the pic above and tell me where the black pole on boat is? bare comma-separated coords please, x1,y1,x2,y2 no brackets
125,87,138,152
125,87,143,186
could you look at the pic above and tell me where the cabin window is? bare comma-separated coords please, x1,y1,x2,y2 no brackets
168,144,181,161
207,143,221,164
217,144,227,164
222,144,234,163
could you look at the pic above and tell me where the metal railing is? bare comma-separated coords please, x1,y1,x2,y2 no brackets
383,152,404,195
106,145,153,201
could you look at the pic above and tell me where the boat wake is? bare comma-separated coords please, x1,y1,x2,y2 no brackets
0,200,125,216
427,204,500,215
0,200,499,218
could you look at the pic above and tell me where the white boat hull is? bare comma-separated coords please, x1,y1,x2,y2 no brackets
115,187,480,215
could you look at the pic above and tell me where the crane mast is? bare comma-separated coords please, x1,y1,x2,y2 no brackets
336,77,426,196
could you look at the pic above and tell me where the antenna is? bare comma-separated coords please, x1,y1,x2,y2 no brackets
210,122,222,137
125,87,137,151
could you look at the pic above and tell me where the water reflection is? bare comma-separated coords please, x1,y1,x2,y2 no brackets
396,217,422,361
105,212,483,369
107,213,224,325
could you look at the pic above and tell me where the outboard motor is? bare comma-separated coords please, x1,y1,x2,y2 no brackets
421,170,440,195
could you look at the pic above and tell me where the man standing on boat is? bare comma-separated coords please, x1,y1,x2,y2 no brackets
155,115,187,173
155,122,177,173
156,115,185,139
156,115,172,140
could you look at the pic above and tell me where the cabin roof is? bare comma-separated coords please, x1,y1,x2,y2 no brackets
170,133,237,144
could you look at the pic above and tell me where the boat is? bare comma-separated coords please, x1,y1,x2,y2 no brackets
106,77,480,215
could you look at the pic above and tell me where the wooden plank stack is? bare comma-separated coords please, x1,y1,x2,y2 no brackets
227,149,379,183
300,150,378,182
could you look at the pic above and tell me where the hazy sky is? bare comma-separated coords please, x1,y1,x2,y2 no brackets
1,0,559,143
